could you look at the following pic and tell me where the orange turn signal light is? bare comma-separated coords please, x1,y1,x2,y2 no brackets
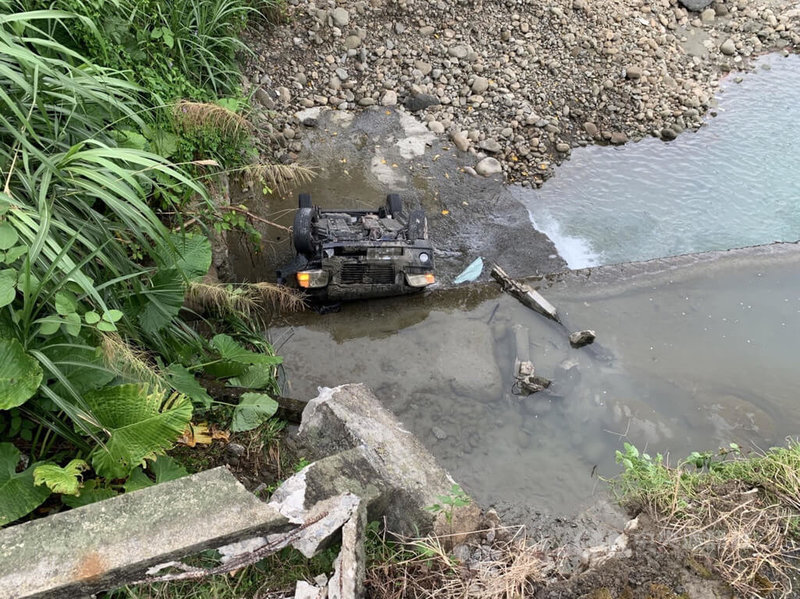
296,272,311,288
425,273,435,284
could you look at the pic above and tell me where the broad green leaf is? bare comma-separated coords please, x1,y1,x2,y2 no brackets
62,479,117,508
0,223,18,251
0,269,16,308
63,312,82,337
44,344,114,396
3,246,27,264
0,338,43,410
162,27,174,49
211,334,283,366
86,384,192,479
84,311,101,324
55,292,77,316
33,459,89,496
150,455,188,483
116,130,149,151
149,130,179,158
0,443,51,526
228,365,275,389
38,319,62,336
231,393,278,432
165,363,213,409
103,310,123,323
168,234,212,279
137,269,184,335
123,467,153,493
96,321,117,332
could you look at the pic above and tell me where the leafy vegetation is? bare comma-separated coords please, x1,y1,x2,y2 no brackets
612,441,800,598
0,1,292,526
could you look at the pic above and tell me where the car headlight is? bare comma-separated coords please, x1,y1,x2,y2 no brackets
418,252,430,264
296,270,329,288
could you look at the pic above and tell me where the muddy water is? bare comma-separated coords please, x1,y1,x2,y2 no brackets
272,244,800,518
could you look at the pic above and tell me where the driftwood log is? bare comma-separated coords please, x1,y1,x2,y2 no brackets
200,377,308,423
490,264,559,322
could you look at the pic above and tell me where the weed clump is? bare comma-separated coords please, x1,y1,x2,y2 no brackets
611,440,800,598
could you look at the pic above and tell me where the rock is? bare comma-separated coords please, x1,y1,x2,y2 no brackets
344,35,361,49
610,131,628,145
569,329,597,348
475,157,503,176
358,97,376,106
660,127,678,141
335,68,348,81
428,121,445,134
556,142,570,153
294,384,476,536
479,139,502,153
432,426,448,440
419,25,435,35
255,88,275,110
678,0,712,11
625,65,643,80
471,76,489,93
700,7,715,23
720,38,736,55
584,122,599,137
448,44,469,59
451,132,470,152
331,7,349,27
380,90,398,106
277,86,291,104
414,60,432,76
404,93,440,112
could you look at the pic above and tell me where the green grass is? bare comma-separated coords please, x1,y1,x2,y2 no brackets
610,440,800,598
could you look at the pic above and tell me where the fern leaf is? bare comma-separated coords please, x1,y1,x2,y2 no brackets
85,384,192,479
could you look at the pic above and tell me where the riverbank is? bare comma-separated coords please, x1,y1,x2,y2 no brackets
243,0,800,186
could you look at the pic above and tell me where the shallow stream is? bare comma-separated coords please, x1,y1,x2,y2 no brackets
520,53,800,268
267,53,800,522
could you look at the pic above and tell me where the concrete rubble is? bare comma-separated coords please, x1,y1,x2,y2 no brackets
0,384,484,599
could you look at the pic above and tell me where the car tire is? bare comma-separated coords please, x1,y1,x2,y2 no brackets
298,193,312,209
386,193,403,217
293,207,315,255
407,209,427,240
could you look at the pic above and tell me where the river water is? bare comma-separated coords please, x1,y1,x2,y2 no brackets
269,53,800,520
519,53,800,269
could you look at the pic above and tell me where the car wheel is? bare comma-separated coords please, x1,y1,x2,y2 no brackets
298,193,312,209
293,207,315,255
386,193,403,217
407,209,428,240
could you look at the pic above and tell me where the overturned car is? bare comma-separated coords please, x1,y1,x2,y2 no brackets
278,193,435,302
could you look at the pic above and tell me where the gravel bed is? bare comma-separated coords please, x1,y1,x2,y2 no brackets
243,0,800,185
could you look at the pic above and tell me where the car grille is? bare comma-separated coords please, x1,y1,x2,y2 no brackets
340,263,396,285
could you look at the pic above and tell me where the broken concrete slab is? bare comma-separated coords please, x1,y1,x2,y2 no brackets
491,264,559,322
270,447,391,526
0,468,291,599
328,497,366,599
296,384,475,536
